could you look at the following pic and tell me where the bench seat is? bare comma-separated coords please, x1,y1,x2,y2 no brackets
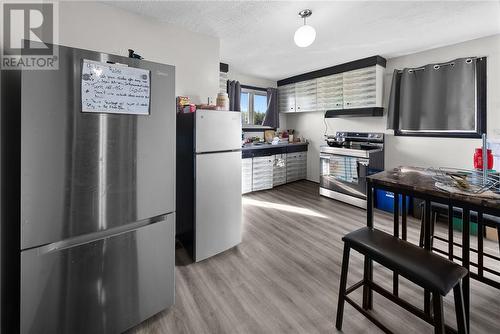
343,227,468,295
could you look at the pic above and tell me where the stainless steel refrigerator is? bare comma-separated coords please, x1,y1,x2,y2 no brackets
1,44,176,333
176,110,242,262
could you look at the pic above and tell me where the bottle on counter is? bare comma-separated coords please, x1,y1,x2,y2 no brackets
216,93,230,111
474,148,494,170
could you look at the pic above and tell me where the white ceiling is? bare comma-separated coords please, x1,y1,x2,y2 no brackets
109,1,500,81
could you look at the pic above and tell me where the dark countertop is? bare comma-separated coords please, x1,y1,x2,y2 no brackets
368,167,500,213
242,142,308,151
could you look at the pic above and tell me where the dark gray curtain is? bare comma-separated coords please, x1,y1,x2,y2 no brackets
262,88,279,128
387,57,477,132
227,80,241,111
387,69,401,130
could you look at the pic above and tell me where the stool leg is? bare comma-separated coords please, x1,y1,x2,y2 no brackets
448,205,454,261
336,244,351,330
497,226,500,256
433,292,445,334
430,210,437,249
419,205,425,247
362,258,373,310
478,216,484,278
454,281,468,334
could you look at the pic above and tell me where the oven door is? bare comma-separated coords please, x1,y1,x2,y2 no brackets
320,153,369,199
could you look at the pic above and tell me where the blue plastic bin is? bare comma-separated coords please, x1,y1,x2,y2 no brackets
375,190,411,215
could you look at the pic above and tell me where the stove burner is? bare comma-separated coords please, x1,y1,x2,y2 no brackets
326,140,347,148
325,132,384,150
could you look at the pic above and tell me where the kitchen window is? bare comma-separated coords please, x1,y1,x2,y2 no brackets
241,88,267,126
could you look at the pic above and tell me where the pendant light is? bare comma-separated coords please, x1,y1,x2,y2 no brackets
294,9,316,48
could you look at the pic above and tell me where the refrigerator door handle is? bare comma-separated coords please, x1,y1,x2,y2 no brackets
33,214,170,254
196,149,242,155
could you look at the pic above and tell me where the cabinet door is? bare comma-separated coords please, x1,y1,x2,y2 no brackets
343,66,377,109
297,152,307,180
273,154,287,187
295,79,317,112
252,156,274,191
242,158,253,194
278,84,296,113
286,153,300,183
316,73,343,111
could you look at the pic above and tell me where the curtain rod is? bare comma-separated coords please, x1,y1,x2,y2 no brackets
397,57,476,73
240,84,268,92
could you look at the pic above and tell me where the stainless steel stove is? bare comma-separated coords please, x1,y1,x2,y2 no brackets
319,132,384,208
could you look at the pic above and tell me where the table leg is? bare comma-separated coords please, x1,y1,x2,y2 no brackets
363,182,374,310
424,199,432,316
393,193,399,296
462,207,471,332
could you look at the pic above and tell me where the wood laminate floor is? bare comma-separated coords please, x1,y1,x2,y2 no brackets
128,181,500,334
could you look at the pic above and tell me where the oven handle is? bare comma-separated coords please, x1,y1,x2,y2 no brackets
321,154,369,166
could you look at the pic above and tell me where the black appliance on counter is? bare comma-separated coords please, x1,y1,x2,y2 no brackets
320,132,384,208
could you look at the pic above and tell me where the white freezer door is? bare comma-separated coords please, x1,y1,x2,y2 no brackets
195,110,242,153
195,151,242,262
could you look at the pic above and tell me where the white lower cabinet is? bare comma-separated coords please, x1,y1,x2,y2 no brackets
252,156,274,192
242,148,307,194
242,158,253,194
286,152,307,182
273,154,287,187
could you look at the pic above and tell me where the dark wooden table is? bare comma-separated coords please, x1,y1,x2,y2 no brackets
365,167,500,333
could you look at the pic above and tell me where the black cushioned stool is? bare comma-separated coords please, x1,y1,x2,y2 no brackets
336,227,468,334
419,202,500,254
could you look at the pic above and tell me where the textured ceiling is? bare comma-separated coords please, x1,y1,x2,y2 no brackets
108,1,500,81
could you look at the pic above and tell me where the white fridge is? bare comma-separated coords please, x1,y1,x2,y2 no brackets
177,110,242,262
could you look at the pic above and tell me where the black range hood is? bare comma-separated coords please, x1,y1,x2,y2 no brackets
324,107,383,118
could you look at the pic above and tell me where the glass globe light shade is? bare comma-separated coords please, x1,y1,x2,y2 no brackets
294,25,316,47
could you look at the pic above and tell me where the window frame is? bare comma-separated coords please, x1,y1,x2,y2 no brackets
240,86,269,128
393,57,487,139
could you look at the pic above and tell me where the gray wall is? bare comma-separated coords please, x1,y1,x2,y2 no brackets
284,34,500,182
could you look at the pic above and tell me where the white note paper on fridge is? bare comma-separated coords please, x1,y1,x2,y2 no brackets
81,59,151,115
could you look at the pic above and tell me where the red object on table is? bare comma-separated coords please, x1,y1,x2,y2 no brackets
473,148,494,170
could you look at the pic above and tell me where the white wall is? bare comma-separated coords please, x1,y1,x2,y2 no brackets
285,34,500,182
59,1,220,104
227,68,276,88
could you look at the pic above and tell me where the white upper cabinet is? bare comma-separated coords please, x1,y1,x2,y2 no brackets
316,73,343,110
342,65,384,109
294,79,317,112
278,61,384,113
278,84,296,113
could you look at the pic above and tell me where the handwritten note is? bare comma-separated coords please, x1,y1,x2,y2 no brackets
81,59,150,115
